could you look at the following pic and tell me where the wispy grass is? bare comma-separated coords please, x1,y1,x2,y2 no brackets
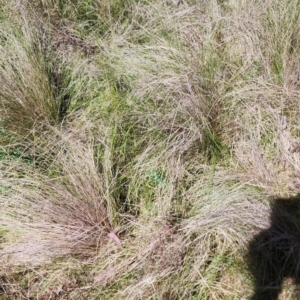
1,0,300,299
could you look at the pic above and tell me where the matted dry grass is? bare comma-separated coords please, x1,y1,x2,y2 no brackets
1,0,300,299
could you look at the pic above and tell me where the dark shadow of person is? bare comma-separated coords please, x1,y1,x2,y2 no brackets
247,195,300,300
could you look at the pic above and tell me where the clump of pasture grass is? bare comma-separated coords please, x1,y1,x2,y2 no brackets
0,21,60,134
0,126,116,257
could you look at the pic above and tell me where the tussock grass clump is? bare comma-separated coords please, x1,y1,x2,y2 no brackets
0,21,60,134
1,0,300,299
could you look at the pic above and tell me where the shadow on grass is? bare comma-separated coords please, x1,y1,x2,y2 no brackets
247,196,300,299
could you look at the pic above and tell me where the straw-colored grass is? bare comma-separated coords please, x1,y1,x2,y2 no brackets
1,0,300,299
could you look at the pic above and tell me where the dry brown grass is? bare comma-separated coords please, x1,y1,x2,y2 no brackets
1,0,300,299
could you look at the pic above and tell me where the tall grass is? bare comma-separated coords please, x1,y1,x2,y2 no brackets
1,0,300,299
